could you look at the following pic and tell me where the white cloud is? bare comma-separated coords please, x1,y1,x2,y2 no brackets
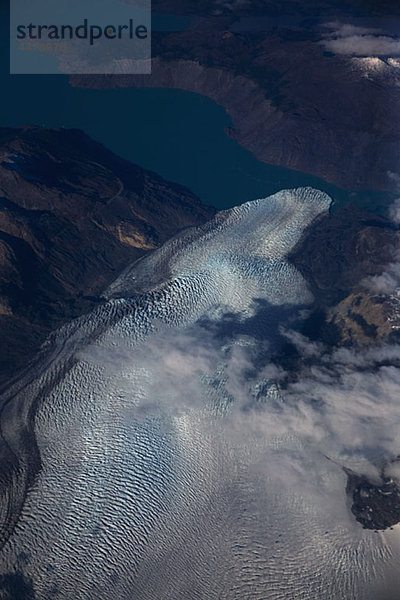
389,197,400,224
362,260,400,294
388,172,400,190
325,22,384,38
110,313,400,489
321,21,400,57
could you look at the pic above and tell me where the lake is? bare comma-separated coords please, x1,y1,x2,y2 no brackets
1,3,394,213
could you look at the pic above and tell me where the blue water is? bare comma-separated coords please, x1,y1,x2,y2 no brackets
1,3,395,212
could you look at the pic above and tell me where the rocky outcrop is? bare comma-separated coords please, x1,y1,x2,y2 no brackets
0,127,215,382
327,291,400,345
347,468,400,531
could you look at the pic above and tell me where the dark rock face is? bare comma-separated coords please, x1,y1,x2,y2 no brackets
0,127,215,382
347,471,400,530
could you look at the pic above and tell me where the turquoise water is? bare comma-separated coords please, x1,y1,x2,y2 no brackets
1,4,395,212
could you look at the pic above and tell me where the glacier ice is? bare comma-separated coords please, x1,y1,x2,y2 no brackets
0,188,399,600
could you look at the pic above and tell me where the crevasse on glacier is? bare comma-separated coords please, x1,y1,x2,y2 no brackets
0,188,397,600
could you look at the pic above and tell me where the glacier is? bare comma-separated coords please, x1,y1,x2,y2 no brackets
0,188,399,600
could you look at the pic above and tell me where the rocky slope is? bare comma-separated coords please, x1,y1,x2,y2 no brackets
289,204,400,345
0,127,215,382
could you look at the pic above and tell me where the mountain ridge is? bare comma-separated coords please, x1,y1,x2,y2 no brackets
0,126,215,381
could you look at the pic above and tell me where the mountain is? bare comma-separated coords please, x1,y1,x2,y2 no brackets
72,0,400,194
0,127,215,382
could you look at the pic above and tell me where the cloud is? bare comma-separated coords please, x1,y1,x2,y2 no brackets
78,297,400,598
325,23,384,38
283,344,400,474
362,257,400,294
387,172,400,192
321,21,400,56
389,197,400,224
101,307,400,492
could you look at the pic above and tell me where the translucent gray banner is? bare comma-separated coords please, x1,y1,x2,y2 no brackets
10,0,151,74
